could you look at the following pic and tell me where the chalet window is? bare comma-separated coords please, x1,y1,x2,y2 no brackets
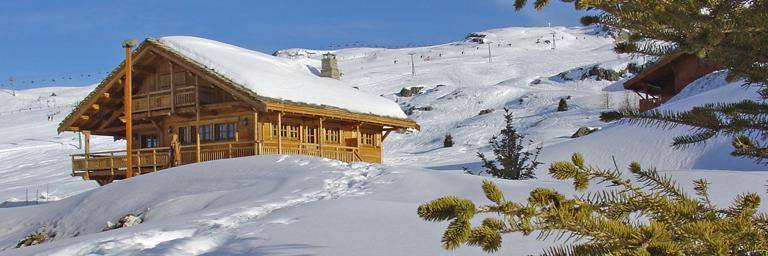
201,125,213,142
141,135,158,148
281,124,299,139
216,123,236,141
271,123,278,138
190,125,197,142
178,127,188,144
325,128,340,143
361,132,375,146
305,126,317,143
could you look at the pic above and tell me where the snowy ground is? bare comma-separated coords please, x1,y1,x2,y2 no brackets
0,26,765,255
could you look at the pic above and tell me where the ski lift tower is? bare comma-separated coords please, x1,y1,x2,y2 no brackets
550,31,557,50
408,53,416,77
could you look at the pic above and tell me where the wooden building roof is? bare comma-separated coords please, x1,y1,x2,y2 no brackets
624,53,719,97
58,38,419,133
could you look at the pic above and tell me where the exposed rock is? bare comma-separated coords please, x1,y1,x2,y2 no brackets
16,232,49,248
103,213,143,231
571,127,599,138
586,65,623,81
399,86,424,97
478,109,494,115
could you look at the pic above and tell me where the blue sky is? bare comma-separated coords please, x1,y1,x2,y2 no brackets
0,0,588,89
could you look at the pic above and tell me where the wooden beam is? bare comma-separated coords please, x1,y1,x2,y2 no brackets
98,123,153,133
98,108,125,130
83,130,91,180
254,111,260,154
91,104,100,110
277,112,284,154
356,124,361,152
124,44,134,179
69,126,80,131
103,92,110,99
195,75,201,163
319,117,324,157
169,61,175,114
80,115,90,121
382,130,392,141
265,101,418,130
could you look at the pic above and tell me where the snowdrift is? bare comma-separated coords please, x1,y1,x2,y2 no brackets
539,71,764,171
3,155,768,256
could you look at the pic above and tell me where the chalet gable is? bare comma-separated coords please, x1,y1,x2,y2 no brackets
59,38,417,134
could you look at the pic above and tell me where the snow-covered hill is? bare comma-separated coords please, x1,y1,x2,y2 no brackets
0,26,764,255
0,85,106,204
1,155,766,256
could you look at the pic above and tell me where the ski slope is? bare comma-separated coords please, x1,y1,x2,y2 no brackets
0,26,765,255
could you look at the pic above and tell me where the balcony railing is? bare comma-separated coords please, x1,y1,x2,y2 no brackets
132,87,196,113
70,141,362,180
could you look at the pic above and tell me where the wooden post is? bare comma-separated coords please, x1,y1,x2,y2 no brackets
277,112,283,154
356,124,361,148
136,151,141,175
299,122,304,154
109,152,115,176
123,40,135,178
169,61,175,113
195,75,201,162
152,149,157,172
83,131,90,180
253,111,260,155
356,124,361,160
228,143,233,158
319,118,324,158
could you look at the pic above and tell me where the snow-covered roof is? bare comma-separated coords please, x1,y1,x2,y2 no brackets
155,36,408,119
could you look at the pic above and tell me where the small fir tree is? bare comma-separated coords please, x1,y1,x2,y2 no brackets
418,153,768,255
476,108,541,180
443,133,454,148
557,98,569,112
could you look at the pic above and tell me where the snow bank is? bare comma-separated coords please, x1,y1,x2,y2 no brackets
3,155,768,256
156,36,407,119
539,71,764,171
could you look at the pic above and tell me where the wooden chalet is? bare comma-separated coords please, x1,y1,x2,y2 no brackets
624,53,719,111
58,36,418,185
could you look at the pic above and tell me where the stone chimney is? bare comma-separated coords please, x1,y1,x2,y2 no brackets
320,53,341,79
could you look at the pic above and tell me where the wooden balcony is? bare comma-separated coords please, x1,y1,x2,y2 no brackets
132,86,196,113
71,140,362,184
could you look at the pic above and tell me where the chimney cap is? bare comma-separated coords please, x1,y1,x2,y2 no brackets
122,39,138,49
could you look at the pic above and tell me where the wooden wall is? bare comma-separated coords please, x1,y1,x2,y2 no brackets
121,54,384,163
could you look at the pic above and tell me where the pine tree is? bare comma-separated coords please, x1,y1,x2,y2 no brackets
514,0,768,163
513,0,768,88
624,101,768,163
475,108,541,180
418,153,768,255
557,98,569,112
443,133,454,148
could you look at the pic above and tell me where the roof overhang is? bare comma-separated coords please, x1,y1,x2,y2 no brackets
59,38,419,133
